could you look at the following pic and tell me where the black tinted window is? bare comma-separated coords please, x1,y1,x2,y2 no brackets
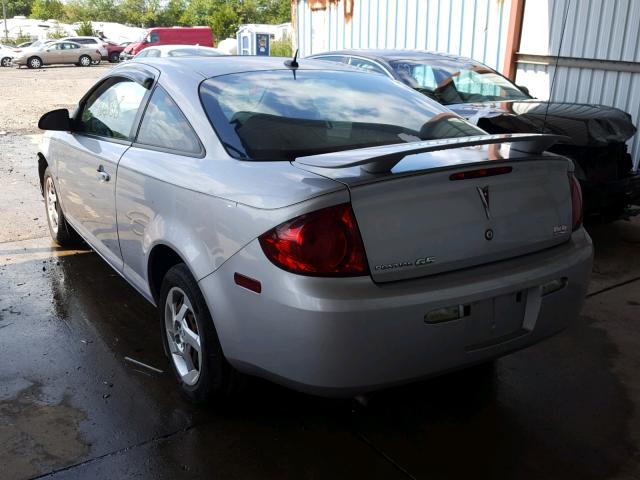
79,78,147,140
136,87,201,154
200,70,482,161
149,32,159,43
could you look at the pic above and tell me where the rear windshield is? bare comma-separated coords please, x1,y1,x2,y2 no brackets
199,69,484,161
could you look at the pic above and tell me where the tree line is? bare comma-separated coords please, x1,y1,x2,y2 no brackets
6,0,291,40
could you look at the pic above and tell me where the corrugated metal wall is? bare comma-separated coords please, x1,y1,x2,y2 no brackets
516,0,640,169
295,0,511,71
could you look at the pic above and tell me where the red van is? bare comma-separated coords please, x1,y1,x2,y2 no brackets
120,27,214,60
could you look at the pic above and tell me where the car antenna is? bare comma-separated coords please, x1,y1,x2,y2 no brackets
542,0,570,134
284,49,299,69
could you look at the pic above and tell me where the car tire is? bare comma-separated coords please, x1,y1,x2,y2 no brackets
108,52,120,63
27,56,42,69
43,167,80,246
159,264,237,403
91,59,100,65
79,55,92,67
1,57,10,67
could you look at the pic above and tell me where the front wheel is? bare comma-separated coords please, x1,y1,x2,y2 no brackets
27,56,42,69
108,52,120,63
79,55,92,67
160,264,236,403
43,167,80,246
1,57,11,67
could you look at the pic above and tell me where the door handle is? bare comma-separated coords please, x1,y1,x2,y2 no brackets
96,165,110,182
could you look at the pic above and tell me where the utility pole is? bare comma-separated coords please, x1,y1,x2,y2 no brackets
1,0,8,43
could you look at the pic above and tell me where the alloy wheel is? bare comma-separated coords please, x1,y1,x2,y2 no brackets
164,286,202,386
45,176,59,235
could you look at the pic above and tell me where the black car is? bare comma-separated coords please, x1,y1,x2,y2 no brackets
308,49,639,218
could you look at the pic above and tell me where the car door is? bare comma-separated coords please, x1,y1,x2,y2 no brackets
61,42,78,63
116,85,204,295
56,76,150,270
44,43,64,64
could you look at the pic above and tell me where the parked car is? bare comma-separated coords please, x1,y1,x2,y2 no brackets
120,27,214,60
309,50,640,218
13,41,101,69
61,36,109,60
105,40,125,63
133,44,226,59
36,57,592,402
0,44,15,67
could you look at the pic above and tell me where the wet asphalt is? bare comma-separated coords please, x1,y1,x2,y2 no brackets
1,133,640,479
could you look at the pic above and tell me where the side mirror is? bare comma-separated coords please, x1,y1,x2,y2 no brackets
517,85,531,96
38,108,71,131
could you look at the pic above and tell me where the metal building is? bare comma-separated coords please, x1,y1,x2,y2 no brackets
293,0,511,70
292,0,640,169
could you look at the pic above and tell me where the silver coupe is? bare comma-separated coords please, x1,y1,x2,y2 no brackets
37,57,593,402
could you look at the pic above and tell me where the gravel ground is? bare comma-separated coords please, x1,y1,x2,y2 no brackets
0,64,113,134
0,64,113,242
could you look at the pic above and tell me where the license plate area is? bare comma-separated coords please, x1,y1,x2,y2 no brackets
465,290,528,350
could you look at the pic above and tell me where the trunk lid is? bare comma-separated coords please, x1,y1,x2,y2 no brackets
294,134,573,283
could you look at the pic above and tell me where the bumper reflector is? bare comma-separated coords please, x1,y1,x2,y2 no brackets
425,305,469,324
540,278,567,296
234,273,262,293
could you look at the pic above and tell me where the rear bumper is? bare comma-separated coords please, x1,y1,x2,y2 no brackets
582,172,640,212
199,229,593,397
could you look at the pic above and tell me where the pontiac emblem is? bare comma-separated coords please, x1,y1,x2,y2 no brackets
477,185,491,220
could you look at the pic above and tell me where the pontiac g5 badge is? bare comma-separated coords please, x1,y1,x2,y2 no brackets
477,185,491,219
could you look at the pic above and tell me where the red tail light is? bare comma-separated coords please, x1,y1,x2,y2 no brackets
259,203,369,276
569,172,583,230
449,166,512,180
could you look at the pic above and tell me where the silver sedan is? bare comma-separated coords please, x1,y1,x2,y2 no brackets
37,57,593,402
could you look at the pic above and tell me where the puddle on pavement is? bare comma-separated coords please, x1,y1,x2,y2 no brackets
0,379,89,479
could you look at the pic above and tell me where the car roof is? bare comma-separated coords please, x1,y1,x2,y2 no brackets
132,56,363,79
309,49,479,64
142,44,221,52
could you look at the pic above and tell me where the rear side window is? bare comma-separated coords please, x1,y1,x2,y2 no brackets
348,57,387,75
199,69,482,161
136,86,202,155
78,78,147,140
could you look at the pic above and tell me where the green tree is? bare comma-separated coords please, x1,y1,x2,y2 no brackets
158,0,189,26
76,20,94,36
30,0,65,20
6,0,35,18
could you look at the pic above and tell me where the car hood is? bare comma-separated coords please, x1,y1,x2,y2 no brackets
447,100,636,147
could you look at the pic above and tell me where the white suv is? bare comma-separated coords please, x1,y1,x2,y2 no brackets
61,36,108,59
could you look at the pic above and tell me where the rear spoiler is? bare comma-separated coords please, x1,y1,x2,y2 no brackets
295,133,568,173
